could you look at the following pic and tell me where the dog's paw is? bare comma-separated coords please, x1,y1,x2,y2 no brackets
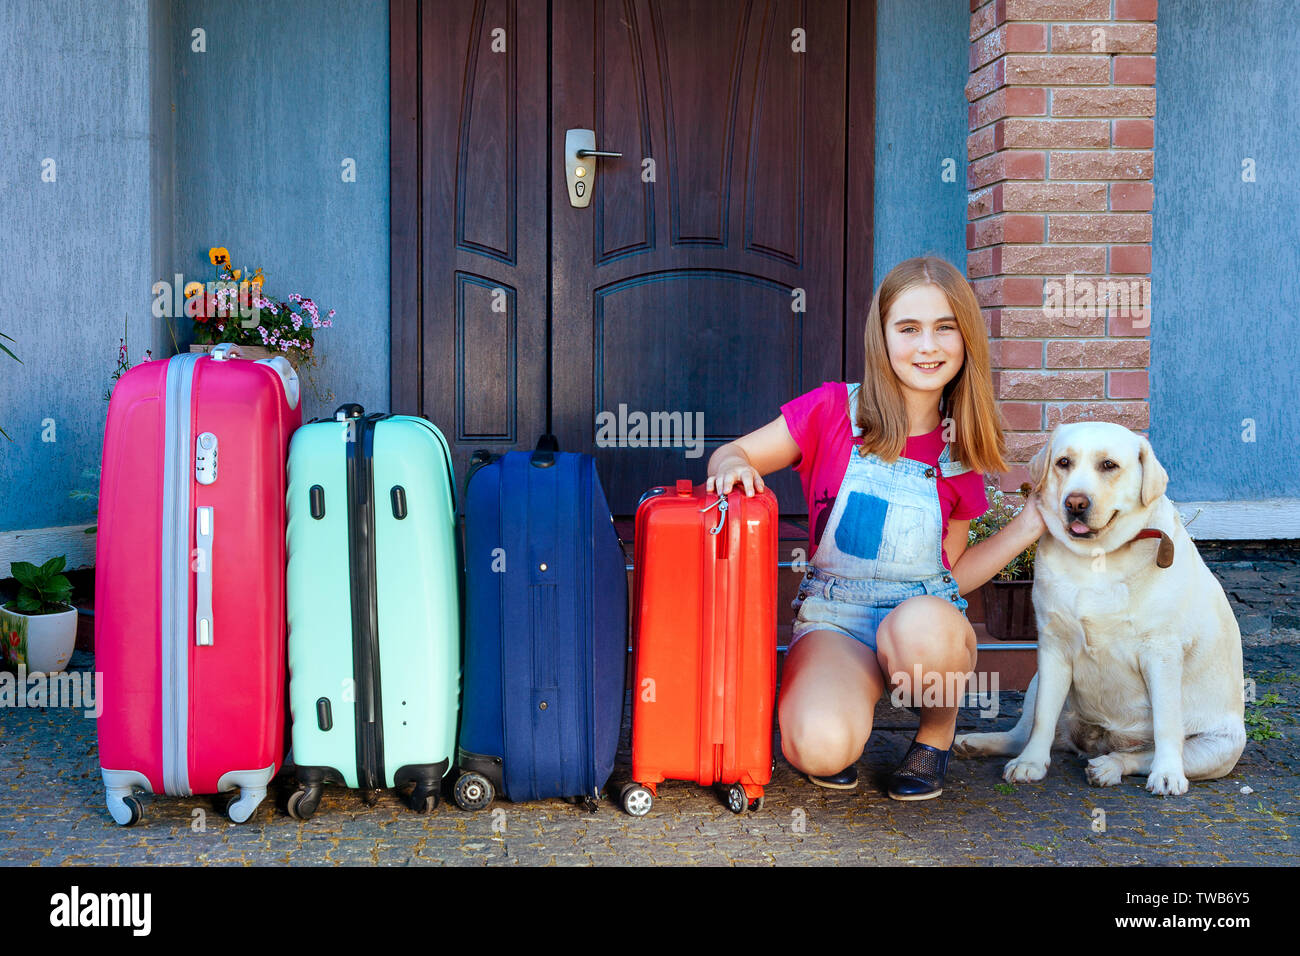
1085,753,1124,787
1145,763,1189,797
1003,754,1049,783
953,733,989,758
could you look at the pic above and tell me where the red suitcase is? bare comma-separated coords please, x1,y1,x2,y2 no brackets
96,343,301,825
623,481,778,816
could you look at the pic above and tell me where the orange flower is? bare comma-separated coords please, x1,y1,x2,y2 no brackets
183,281,204,299
208,247,230,267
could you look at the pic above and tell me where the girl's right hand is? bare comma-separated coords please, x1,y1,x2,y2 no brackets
706,459,766,497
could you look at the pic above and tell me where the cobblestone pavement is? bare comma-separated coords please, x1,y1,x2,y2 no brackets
1,549,1296,866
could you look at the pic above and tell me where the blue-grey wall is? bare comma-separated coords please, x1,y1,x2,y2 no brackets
0,0,169,534
1153,0,1300,500
873,0,970,283
0,0,390,534
173,0,390,419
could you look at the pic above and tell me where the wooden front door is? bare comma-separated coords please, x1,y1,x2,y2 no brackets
392,0,871,514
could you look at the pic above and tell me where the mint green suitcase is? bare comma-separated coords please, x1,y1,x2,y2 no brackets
285,405,459,817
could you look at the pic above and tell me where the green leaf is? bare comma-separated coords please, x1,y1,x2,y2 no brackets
0,332,20,364
12,594,41,614
10,562,38,586
39,555,66,576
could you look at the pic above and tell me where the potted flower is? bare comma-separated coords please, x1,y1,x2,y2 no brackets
969,479,1038,640
2,556,77,673
185,246,334,369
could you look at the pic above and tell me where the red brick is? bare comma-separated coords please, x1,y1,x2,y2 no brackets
1049,150,1154,180
1001,118,1109,149
1110,244,1152,274
1046,402,1149,430
969,125,997,160
1005,54,1110,86
967,59,1006,102
968,185,996,219
1001,307,1105,337
1051,88,1156,117
1046,337,1149,368
1108,303,1153,336
969,213,1046,248
998,401,1045,430
1050,24,1157,54
991,339,1045,368
970,87,1048,128
1114,55,1156,85
999,370,1104,401
1115,0,1158,21
1002,244,1107,274
967,247,997,278
1006,0,1109,18
1003,181,1107,211
970,1,997,41
968,150,1046,189
1113,118,1154,148
1048,213,1152,243
1108,370,1149,398
973,275,1044,307
1110,182,1153,211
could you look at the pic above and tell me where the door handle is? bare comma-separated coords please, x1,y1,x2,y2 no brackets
565,129,620,208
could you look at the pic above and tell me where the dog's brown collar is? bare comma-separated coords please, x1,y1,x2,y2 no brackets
1129,528,1175,568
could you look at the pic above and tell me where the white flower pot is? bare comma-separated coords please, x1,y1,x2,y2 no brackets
0,604,78,674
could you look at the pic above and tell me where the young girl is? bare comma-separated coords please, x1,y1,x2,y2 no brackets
705,256,1045,800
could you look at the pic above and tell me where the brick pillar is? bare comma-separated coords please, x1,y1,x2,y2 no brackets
966,0,1156,491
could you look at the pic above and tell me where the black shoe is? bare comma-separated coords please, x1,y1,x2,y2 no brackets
808,765,858,790
887,739,951,801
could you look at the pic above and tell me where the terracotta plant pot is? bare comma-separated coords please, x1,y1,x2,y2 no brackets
0,604,78,673
979,579,1037,641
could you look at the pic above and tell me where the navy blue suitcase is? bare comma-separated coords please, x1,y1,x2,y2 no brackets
455,437,628,810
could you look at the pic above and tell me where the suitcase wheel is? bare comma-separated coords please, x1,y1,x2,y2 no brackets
722,784,747,814
226,787,267,824
620,783,654,817
287,787,323,821
749,796,765,813
453,772,495,812
120,795,144,827
406,783,440,814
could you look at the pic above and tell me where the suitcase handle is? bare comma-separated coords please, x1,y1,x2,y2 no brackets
334,403,366,420
530,433,560,468
209,343,242,362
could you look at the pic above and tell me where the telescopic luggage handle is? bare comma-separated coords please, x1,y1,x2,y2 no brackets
334,403,366,420
531,433,560,468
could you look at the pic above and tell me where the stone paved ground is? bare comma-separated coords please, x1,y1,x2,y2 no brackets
1,546,1296,866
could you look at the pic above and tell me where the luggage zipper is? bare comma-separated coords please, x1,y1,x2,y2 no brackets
345,413,386,791
161,354,201,797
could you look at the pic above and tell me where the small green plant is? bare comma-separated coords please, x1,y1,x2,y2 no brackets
994,782,1016,795
5,556,74,615
1245,693,1284,741
969,478,1036,580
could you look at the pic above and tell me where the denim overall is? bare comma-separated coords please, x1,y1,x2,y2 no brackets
791,384,971,651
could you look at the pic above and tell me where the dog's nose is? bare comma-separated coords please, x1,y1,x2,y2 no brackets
1065,492,1090,514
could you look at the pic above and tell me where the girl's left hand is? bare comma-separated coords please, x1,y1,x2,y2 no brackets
1014,490,1047,540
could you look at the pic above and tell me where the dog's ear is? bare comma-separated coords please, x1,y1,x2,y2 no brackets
1027,438,1052,495
1137,433,1169,506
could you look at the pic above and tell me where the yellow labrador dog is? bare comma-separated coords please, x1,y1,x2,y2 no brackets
955,422,1246,795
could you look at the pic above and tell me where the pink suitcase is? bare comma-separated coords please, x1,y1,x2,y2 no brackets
95,343,301,825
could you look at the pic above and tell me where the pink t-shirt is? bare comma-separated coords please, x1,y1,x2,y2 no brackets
781,382,990,570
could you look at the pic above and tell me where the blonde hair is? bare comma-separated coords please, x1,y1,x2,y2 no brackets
854,256,1008,476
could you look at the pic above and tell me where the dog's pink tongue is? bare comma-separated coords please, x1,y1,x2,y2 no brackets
1070,520,1090,534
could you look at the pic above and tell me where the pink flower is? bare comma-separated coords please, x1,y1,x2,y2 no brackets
288,293,302,303
327,309,335,317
